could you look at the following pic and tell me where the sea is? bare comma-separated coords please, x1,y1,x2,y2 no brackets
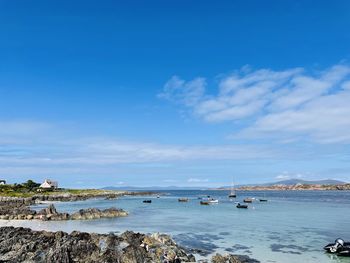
1,190,350,263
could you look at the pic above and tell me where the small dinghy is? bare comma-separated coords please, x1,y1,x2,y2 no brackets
243,198,253,203
324,238,350,256
200,198,218,205
209,200,218,204
143,200,152,203
236,203,248,209
178,198,189,202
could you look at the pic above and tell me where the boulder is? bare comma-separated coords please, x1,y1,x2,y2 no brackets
70,207,128,220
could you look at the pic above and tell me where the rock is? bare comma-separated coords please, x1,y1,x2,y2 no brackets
0,227,196,263
70,207,128,220
26,214,34,220
211,253,260,263
1,200,127,222
38,204,58,215
0,226,258,263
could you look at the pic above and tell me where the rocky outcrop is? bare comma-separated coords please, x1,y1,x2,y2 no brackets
0,202,127,221
0,226,195,263
211,253,260,263
0,227,259,263
70,207,128,220
0,199,36,220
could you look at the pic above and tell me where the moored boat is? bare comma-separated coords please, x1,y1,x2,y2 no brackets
228,178,236,198
208,199,219,204
243,198,253,203
143,200,152,203
259,192,268,202
200,198,218,205
236,203,248,209
178,198,189,202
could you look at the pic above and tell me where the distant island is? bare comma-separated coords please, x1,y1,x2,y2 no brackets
102,179,350,191
214,179,350,191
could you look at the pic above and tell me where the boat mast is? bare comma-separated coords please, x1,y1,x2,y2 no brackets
231,177,235,195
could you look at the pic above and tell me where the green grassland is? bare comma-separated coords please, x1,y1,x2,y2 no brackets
0,180,123,198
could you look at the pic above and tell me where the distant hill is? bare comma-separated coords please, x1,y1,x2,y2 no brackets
217,179,347,189
104,179,347,191
267,179,346,186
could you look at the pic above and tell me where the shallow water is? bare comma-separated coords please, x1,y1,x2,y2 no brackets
1,190,350,263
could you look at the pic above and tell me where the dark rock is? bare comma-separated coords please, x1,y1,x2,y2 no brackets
0,227,196,263
69,207,128,220
211,253,260,263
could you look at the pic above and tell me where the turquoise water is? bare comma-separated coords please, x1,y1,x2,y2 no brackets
1,190,350,263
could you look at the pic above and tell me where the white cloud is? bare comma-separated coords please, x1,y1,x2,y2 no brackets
275,172,304,180
0,120,50,136
160,64,350,143
158,76,206,106
275,174,290,180
163,179,178,183
0,120,280,176
187,178,209,183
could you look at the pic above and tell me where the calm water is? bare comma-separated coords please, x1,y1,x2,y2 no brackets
1,190,350,263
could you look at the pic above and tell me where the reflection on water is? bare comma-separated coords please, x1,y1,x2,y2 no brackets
1,190,350,263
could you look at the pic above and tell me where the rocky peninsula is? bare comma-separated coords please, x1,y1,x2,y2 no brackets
0,226,259,263
0,181,153,221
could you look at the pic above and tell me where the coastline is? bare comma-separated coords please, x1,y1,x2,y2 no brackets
0,189,260,263
0,190,154,221
1,189,349,262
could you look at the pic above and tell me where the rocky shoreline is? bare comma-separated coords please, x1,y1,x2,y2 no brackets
0,200,128,221
0,190,155,204
0,226,259,263
0,192,260,262
0,191,156,221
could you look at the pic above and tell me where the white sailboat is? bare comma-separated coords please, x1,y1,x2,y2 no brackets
228,179,236,198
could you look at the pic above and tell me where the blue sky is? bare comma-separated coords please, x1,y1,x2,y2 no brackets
1,0,350,188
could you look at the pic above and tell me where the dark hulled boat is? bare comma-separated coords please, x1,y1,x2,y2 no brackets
228,179,236,198
236,203,248,209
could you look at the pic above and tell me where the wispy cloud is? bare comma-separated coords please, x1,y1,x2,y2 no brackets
275,171,304,180
0,120,278,177
187,178,209,183
159,64,350,143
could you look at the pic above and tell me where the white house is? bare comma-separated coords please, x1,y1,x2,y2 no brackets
0,180,6,185
40,179,58,189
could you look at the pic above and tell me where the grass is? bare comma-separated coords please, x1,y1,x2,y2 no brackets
0,184,124,198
